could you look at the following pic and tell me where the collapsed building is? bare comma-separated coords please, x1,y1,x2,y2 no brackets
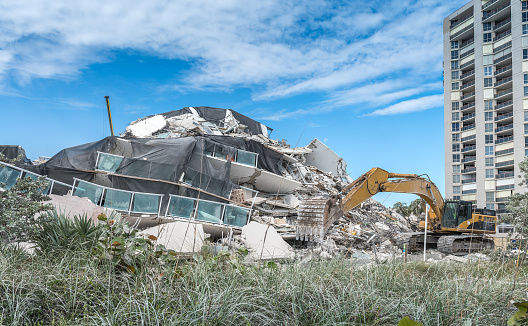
0,106,417,259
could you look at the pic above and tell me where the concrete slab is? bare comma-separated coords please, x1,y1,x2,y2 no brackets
139,221,205,254
304,138,351,182
47,194,115,223
242,221,295,261
126,115,167,138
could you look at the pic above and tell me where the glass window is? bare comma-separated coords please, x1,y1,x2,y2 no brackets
483,33,492,43
484,78,493,87
483,22,492,31
451,41,459,49
524,12,528,22
452,143,460,152
452,112,460,121
484,66,492,76
485,123,493,133
236,150,257,167
485,100,493,110
132,193,160,214
525,74,528,84
525,86,528,97
484,112,493,121
451,50,459,60
453,165,460,173
525,111,528,121
524,1,528,10
196,200,223,223
451,61,459,70
524,24,528,35
524,49,528,60
223,206,249,227
453,186,461,194
452,102,460,110
485,134,493,144
485,146,494,156
73,180,104,205
452,82,460,90
0,165,22,190
452,133,460,142
96,152,124,173
486,203,495,210
453,174,460,183
453,154,460,163
485,157,493,167
103,189,132,211
454,195,461,200
486,192,495,202
452,122,460,132
486,169,494,178
526,149,528,156
526,136,528,147
168,196,196,219
451,71,459,80
525,124,528,135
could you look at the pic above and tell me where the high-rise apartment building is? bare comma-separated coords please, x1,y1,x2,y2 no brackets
444,0,528,214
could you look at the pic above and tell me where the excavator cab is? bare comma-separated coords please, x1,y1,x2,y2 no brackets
441,200,473,229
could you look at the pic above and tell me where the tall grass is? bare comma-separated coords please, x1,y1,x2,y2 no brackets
0,243,525,325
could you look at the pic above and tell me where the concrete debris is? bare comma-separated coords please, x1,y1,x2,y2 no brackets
140,221,205,255
46,194,116,223
241,221,295,261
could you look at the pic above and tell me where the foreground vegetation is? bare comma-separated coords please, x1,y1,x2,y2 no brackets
0,239,526,325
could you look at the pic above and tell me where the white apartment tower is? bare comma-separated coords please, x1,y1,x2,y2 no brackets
444,0,528,214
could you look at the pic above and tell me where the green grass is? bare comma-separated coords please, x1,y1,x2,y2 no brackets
0,243,526,325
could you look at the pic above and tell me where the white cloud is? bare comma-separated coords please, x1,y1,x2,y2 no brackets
366,94,444,116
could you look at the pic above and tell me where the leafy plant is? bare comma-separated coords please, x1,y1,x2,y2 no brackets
508,301,528,326
398,316,423,326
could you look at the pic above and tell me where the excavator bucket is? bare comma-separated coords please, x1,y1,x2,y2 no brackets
296,197,343,242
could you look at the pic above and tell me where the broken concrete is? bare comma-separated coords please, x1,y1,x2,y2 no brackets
140,221,205,255
46,194,115,222
241,221,295,261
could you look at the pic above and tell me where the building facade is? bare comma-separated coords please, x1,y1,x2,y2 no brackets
444,0,528,214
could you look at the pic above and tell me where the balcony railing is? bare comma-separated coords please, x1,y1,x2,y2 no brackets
450,13,474,29
451,24,475,40
460,48,474,59
461,156,476,163
461,91,475,100
494,41,512,54
483,2,511,20
494,17,511,30
494,52,512,64
495,123,513,133
462,124,476,132
461,113,475,121
461,134,476,142
496,160,514,168
496,136,513,144
461,145,476,152
496,172,514,179
493,29,511,42
460,69,475,79
495,76,512,87
494,88,513,98
462,178,476,184
495,148,514,156
460,59,475,70
462,102,475,110
483,0,505,10
461,80,475,90
494,64,512,76
495,111,513,121
461,38,474,48
462,189,477,195
495,100,513,110
462,167,476,173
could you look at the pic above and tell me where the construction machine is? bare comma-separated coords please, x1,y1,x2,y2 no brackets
296,167,497,255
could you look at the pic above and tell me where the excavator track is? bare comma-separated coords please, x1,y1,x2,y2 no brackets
437,235,495,255
296,198,343,242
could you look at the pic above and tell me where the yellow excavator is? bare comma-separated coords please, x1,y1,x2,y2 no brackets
296,167,497,255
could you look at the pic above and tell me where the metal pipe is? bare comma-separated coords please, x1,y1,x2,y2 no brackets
104,96,115,136
423,204,429,261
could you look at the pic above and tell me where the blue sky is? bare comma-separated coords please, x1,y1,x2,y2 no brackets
0,0,468,207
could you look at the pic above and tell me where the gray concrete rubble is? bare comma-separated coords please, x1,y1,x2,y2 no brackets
139,221,205,255
46,194,116,223
241,221,295,261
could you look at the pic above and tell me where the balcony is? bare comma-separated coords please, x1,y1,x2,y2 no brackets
483,0,509,10
450,13,473,29
494,41,512,54
496,148,514,156
461,145,476,152
460,59,475,70
461,134,476,142
494,64,512,77
495,76,512,88
493,29,511,42
494,88,513,99
460,48,474,59
461,124,476,132
482,2,511,22
495,100,513,111
461,38,474,48
461,156,476,163
462,101,475,111
462,167,476,174
496,136,513,144
496,171,514,179
461,112,475,121
494,52,512,65
461,80,475,91
462,178,476,184
496,160,514,168
495,124,513,133
461,91,475,101
462,189,477,195
460,69,475,80
450,24,474,41
495,111,513,122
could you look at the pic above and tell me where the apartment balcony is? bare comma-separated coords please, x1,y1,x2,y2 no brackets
462,178,476,184
494,17,511,33
461,80,475,91
462,189,477,195
495,124,513,134
493,29,511,42
460,69,475,81
482,2,511,23
495,135,513,144
460,48,474,60
461,134,476,143
496,172,514,180
495,147,514,156
461,124,476,132
450,24,474,41
496,160,514,169
494,52,512,65
494,64,512,78
461,91,475,101
461,112,475,122
494,41,512,55
461,156,476,163
482,0,510,11
461,145,476,153
462,167,476,174
495,76,512,88
495,99,513,112
460,59,475,70
494,87,513,100
495,111,513,122
461,101,475,111
450,13,473,29
461,38,474,49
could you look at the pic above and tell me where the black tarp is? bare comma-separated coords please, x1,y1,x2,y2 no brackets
0,145,31,164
